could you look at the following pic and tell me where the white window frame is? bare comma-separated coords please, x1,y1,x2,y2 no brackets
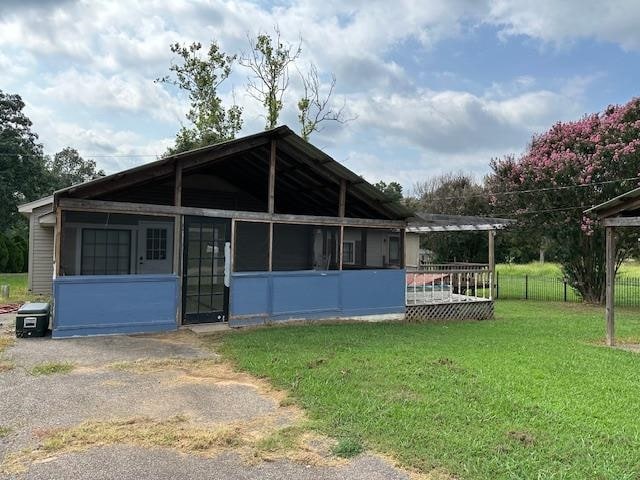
342,240,355,265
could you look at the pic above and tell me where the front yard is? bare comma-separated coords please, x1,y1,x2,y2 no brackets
220,301,640,479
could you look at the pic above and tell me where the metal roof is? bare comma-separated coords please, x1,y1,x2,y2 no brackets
585,187,640,218
407,212,514,232
52,125,412,220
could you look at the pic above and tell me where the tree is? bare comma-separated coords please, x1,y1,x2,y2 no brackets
410,173,494,263
374,181,403,202
488,98,640,303
0,90,50,233
158,42,243,154
46,147,105,191
297,63,353,141
0,234,8,272
241,27,301,130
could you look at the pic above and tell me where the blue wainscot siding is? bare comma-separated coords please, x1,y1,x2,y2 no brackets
53,275,178,338
230,269,405,327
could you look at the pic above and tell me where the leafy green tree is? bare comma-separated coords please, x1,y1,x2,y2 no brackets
46,147,105,191
0,90,49,233
241,27,301,130
0,234,9,272
489,98,640,303
410,173,494,263
374,181,403,202
158,42,243,154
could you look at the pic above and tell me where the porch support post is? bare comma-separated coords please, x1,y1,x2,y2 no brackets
268,139,276,214
338,179,346,218
173,163,183,325
268,222,274,271
54,207,62,277
338,179,346,270
605,226,616,346
488,230,495,298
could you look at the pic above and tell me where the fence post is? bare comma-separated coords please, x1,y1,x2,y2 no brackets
496,272,499,299
525,275,528,300
563,280,567,302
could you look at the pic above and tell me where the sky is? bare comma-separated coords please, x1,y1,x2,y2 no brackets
1,0,640,193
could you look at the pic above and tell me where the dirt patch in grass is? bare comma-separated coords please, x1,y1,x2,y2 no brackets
1,414,343,475
29,362,75,376
109,358,290,403
0,337,15,353
507,430,535,446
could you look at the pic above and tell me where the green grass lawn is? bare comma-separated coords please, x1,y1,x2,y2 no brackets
0,273,48,304
497,261,640,277
219,301,640,479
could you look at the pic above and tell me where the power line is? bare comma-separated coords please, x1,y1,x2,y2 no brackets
413,176,640,202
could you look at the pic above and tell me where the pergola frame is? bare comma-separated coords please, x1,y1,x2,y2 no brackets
586,187,640,346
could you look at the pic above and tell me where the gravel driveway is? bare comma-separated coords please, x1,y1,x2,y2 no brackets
0,315,414,480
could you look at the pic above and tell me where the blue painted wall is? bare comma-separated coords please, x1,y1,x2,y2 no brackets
230,269,405,326
53,275,178,338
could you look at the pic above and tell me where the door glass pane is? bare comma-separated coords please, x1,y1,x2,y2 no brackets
186,296,199,314
187,276,200,295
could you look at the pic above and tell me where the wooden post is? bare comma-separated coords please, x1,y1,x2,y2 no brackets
173,163,183,325
338,225,344,270
338,179,346,218
488,230,496,298
268,222,274,271
606,226,616,346
268,139,276,214
54,207,62,277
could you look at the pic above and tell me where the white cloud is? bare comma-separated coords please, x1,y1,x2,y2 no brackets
33,69,185,123
2,0,637,187
487,0,640,51
349,87,581,154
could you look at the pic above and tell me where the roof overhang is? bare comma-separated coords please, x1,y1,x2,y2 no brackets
48,125,412,221
585,187,640,219
18,195,53,216
407,213,514,232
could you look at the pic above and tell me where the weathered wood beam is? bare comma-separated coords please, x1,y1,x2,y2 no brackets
173,163,183,324
339,179,346,218
605,226,616,346
57,198,407,228
268,139,276,214
275,140,395,218
54,207,62,277
603,216,640,227
596,197,640,219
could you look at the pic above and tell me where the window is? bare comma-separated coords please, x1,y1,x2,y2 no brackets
389,236,400,265
146,228,167,260
343,241,355,264
81,229,131,275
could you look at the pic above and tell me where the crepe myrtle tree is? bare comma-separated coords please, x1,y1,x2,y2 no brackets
488,98,640,303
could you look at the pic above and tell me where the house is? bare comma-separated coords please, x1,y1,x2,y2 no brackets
19,126,412,338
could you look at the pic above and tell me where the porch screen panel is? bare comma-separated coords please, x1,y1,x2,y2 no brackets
342,227,402,269
60,211,174,276
234,221,269,272
81,229,131,275
272,224,339,271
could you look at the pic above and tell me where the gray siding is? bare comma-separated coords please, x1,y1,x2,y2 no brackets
29,205,55,295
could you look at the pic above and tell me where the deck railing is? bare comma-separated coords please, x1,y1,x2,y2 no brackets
406,263,493,305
